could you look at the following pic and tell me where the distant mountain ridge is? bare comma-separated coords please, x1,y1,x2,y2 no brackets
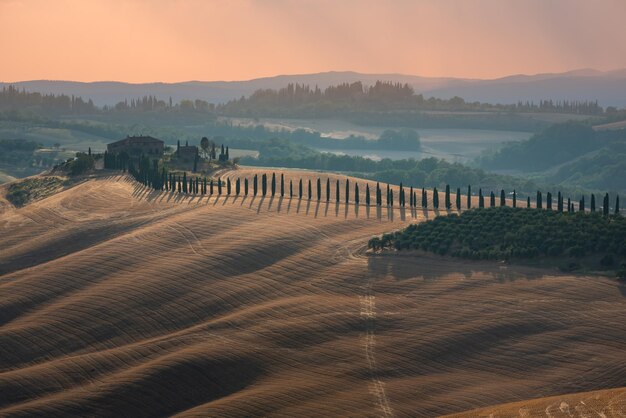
2,69,626,107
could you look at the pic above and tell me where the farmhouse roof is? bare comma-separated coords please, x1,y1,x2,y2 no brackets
108,136,164,147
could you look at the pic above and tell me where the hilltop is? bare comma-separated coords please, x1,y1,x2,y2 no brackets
1,169,625,416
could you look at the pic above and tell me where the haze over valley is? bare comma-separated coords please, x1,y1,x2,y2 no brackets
2,1,626,416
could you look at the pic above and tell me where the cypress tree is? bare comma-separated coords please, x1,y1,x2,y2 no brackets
399,183,404,207
210,179,214,195
399,186,404,207
615,195,620,214
289,180,293,197
317,178,321,201
182,172,187,193
355,183,360,204
227,177,231,195
546,192,552,210
603,193,610,216
490,191,495,207
244,178,248,195
253,174,258,196
196,177,199,194
336,180,340,202
271,173,276,197
389,188,393,207
262,173,267,196
299,179,303,199
422,188,427,208
433,187,439,208
479,188,484,208
456,188,461,210
527,196,530,208
500,189,505,206
445,185,451,209
326,178,330,202
345,179,350,204
236,178,240,195
467,185,472,209
580,195,585,212
567,197,572,213
591,194,595,212
218,177,222,195
308,179,312,200
513,190,517,208
366,184,371,205
376,182,381,206
413,192,417,209
203,177,207,195
537,191,542,209
410,186,414,207
280,174,284,197
557,191,563,212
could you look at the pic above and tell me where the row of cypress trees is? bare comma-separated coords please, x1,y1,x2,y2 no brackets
125,164,621,215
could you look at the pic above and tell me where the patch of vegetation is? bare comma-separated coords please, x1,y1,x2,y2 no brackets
6,176,66,207
53,153,95,176
478,122,602,171
369,207,626,276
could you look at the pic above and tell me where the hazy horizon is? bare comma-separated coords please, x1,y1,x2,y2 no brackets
2,0,626,83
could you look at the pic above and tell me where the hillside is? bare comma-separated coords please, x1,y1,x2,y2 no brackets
1,169,625,416
3,68,626,107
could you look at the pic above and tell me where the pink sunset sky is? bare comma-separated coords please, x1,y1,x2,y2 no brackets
1,0,625,83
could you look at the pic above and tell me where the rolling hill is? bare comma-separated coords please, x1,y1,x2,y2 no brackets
1,169,625,416
3,68,626,107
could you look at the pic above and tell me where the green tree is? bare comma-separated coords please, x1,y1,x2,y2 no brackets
445,185,451,209
336,179,340,202
218,177,222,195
227,177,231,195
615,195,620,214
591,194,596,212
366,184,371,205
308,179,312,200
433,187,439,208
262,173,267,196
299,179,303,199
326,178,330,202
345,179,350,204
244,178,249,195
317,178,321,201
280,173,285,197
271,172,276,197
479,188,484,208
500,189,505,207
253,174,258,196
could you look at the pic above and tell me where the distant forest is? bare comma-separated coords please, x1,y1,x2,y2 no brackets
217,81,604,116
0,82,614,117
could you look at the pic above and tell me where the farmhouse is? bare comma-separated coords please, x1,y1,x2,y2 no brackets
107,135,164,158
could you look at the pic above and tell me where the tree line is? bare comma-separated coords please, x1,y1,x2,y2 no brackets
106,156,621,217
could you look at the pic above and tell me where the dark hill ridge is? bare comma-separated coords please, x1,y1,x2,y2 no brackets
3,68,626,107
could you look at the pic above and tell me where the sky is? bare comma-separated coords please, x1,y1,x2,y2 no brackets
1,0,625,83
